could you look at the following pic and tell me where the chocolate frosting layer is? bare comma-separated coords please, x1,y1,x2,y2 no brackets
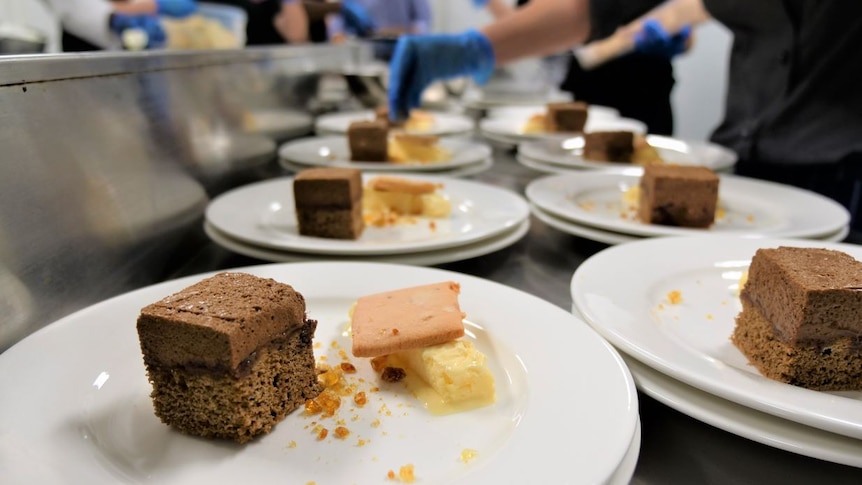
137,272,307,370
742,247,862,345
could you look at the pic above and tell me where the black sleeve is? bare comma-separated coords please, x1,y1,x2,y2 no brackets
588,0,665,41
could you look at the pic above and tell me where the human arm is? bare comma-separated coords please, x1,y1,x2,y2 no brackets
577,0,709,69
302,0,342,21
275,0,310,43
112,0,197,18
475,0,517,20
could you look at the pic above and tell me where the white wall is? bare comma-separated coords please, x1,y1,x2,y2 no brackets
431,0,732,142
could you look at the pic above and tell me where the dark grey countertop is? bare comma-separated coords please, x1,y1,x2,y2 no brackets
170,145,862,485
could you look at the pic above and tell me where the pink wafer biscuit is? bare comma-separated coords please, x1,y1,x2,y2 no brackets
351,281,466,358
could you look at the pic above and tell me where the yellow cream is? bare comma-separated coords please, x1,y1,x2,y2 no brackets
391,340,495,415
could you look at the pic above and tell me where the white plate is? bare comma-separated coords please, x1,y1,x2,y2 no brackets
622,356,862,468
518,135,737,172
486,104,620,121
531,203,850,246
315,110,475,137
530,203,639,245
0,262,639,484
243,109,314,141
571,236,862,440
205,174,530,255
526,172,851,240
278,136,491,172
460,87,573,110
204,218,530,266
515,153,632,175
609,418,641,485
479,116,648,145
279,156,494,179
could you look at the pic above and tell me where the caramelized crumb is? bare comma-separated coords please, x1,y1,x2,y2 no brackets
334,426,350,439
381,367,407,382
304,399,322,415
392,328,400,336
370,356,389,372
387,470,396,480
399,465,416,483
460,449,479,463
354,391,367,406
340,362,357,373
429,220,437,231
317,428,328,440
667,290,682,305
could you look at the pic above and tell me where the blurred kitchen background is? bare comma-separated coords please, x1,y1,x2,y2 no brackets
2,0,731,141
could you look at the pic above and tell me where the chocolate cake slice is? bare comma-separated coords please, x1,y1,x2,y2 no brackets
638,165,719,228
348,119,389,161
583,131,635,163
137,272,322,443
546,101,588,133
732,247,862,390
294,167,364,239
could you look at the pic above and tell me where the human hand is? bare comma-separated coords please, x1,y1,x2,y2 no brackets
634,19,690,59
471,0,490,7
341,0,375,38
110,14,167,49
155,0,197,18
388,29,495,120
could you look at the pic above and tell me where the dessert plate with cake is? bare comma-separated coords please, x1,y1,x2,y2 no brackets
517,134,738,173
205,173,530,255
203,217,530,266
277,135,491,173
486,103,620,121
530,201,851,246
526,171,850,240
0,262,639,485
314,109,474,137
479,115,648,146
571,236,862,442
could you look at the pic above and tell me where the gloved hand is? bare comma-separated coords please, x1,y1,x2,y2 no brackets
110,14,167,49
341,0,375,38
634,19,691,59
471,0,490,7
388,29,495,120
155,0,197,18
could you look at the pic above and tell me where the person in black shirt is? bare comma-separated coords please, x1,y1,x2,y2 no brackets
478,0,681,135
389,0,862,231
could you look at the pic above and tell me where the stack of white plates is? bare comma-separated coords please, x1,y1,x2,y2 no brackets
459,85,573,111
314,109,475,138
571,236,862,468
278,135,494,178
516,135,738,174
479,112,647,149
526,172,852,245
0,261,641,484
204,174,532,265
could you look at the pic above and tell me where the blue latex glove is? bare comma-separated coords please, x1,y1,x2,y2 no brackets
110,14,167,49
634,19,690,59
155,0,197,18
471,0,490,7
341,0,375,38
388,29,495,120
